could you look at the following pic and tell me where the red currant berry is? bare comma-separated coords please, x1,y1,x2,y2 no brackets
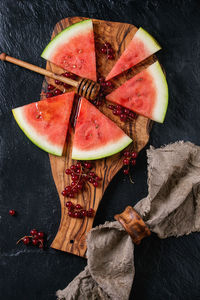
32,238,38,246
131,152,138,159
100,47,107,54
106,81,112,87
93,181,98,188
89,178,94,184
123,151,130,157
73,211,79,218
123,158,130,165
71,181,76,187
46,92,54,98
107,54,114,60
72,187,78,193
47,84,55,90
23,237,30,245
98,77,105,83
68,211,74,217
123,168,129,175
33,233,39,240
55,79,63,85
89,172,95,177
65,169,71,175
62,190,68,196
68,192,74,198
30,229,37,236
124,108,130,114
63,83,69,88
66,201,73,208
38,232,44,238
70,165,75,170
95,176,101,181
108,104,115,110
76,162,81,169
9,209,16,216
77,183,83,190
131,159,136,166
65,186,72,193
104,42,111,48
62,72,71,78
54,89,62,95
75,204,82,210
81,209,87,217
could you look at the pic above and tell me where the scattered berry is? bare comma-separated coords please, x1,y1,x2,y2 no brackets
30,229,37,236
9,209,16,216
37,232,44,238
75,204,82,210
23,237,30,245
54,89,62,96
32,238,38,246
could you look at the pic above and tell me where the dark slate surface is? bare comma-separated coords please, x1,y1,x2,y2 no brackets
1,1,200,299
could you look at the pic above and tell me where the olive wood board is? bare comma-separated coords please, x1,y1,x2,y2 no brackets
41,17,156,257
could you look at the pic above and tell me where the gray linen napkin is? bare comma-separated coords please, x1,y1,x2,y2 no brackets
57,141,200,300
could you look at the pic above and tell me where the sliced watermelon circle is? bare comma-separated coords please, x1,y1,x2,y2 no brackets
12,92,75,156
72,98,132,160
105,27,161,81
41,19,97,81
106,61,168,123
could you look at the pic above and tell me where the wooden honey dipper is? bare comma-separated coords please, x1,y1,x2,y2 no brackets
0,53,100,101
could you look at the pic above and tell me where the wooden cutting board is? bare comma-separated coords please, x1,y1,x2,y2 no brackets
41,17,156,257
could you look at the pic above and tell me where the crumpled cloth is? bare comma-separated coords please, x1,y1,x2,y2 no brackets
57,142,200,300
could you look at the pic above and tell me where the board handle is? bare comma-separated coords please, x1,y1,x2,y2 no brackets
114,206,151,244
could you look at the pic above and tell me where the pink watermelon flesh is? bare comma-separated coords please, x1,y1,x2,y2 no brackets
106,69,155,119
12,92,75,155
105,28,160,81
106,61,168,123
72,98,132,160
51,31,96,81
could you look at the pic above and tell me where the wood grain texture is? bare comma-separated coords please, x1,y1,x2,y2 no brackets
41,17,155,257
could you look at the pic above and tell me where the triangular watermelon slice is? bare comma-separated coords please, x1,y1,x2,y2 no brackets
12,92,75,156
41,19,97,81
72,98,132,160
105,27,161,81
106,61,168,123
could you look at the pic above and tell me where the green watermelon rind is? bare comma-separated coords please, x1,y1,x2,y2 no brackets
148,61,168,123
12,107,63,156
72,135,132,160
41,19,92,60
136,27,161,53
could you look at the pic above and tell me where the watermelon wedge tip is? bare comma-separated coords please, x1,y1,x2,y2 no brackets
12,92,75,156
72,98,132,160
105,27,161,81
41,19,97,81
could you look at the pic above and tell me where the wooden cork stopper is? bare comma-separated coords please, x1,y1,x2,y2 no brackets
114,206,151,245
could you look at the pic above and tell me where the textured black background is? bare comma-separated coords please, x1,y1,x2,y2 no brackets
1,0,200,299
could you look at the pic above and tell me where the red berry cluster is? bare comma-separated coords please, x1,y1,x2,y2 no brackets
46,72,75,98
123,151,138,174
17,229,45,249
100,42,115,60
62,162,101,198
66,201,95,218
108,104,137,122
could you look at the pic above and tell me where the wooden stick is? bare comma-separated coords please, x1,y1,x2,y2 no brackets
0,53,79,88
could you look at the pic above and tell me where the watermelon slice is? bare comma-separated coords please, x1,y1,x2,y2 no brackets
106,61,168,123
72,98,132,160
41,19,97,81
12,92,75,156
105,27,161,81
